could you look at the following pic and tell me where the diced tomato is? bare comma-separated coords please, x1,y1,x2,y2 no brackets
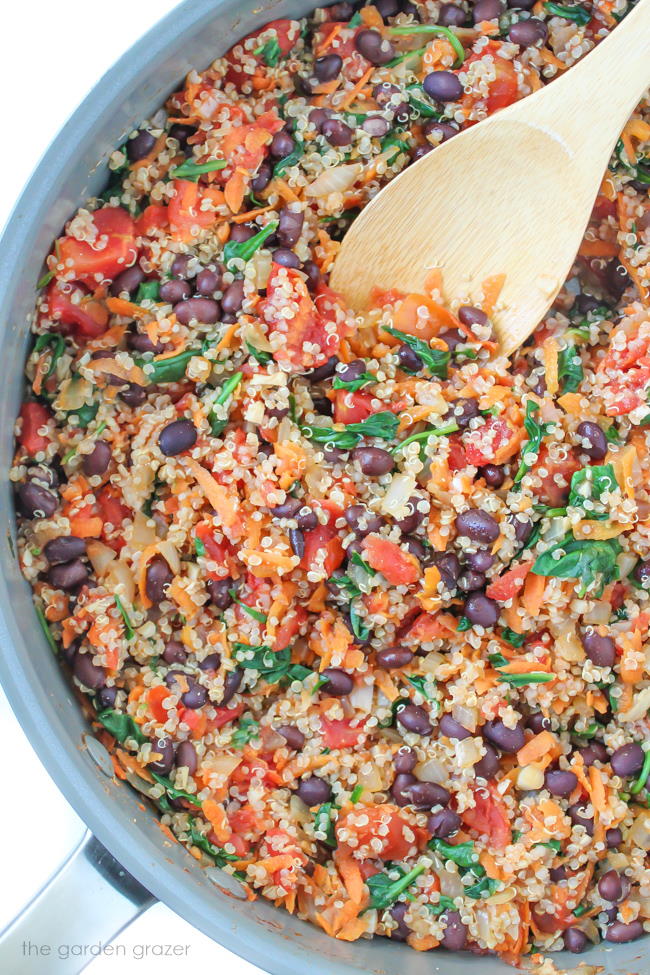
231,754,281,789
147,685,171,723
136,204,169,236
609,580,626,610
220,110,284,174
228,802,266,839
447,433,468,470
461,786,512,851
56,207,138,286
223,19,301,88
272,605,309,651
333,389,375,424
311,23,371,82
179,707,208,738
227,832,251,857
532,902,574,934
602,366,650,416
46,282,109,339
362,535,421,586
464,416,517,467
302,522,345,577
195,522,233,575
462,43,518,115
96,486,131,551
403,611,441,644
18,402,52,456
320,716,365,750
535,445,580,506
485,561,533,602
168,179,218,240
210,702,246,730
336,804,425,860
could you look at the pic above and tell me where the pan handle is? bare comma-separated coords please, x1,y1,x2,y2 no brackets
0,830,155,973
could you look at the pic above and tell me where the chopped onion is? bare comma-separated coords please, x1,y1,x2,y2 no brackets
130,511,158,550
158,540,181,576
439,870,464,898
421,651,445,674
619,686,650,722
379,473,417,520
86,540,117,575
553,624,585,662
414,757,447,784
628,808,650,848
53,375,94,412
305,163,362,200
452,704,477,732
348,682,373,713
107,559,135,603
455,737,483,769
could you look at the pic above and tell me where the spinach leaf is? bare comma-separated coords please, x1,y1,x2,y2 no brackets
383,325,450,378
350,785,364,803
170,158,227,181
209,371,243,437
500,627,525,647
536,839,562,852
405,84,441,119
366,863,425,912
34,333,66,377
273,139,304,178
332,372,377,392
229,592,267,624
568,463,618,516
497,672,554,687
115,594,135,640
532,533,621,597
254,36,282,66
246,343,272,365
406,675,436,702
96,709,146,746
557,344,584,394
194,536,206,557
514,401,552,486
188,824,242,869
151,771,201,807
301,411,399,450
428,896,457,916
230,715,261,750
392,421,458,455
388,24,465,66
313,802,337,848
138,346,201,384
67,399,99,428
231,643,309,685
543,2,591,24
35,603,58,654
456,616,471,632
135,280,160,303
464,875,500,900
350,552,373,575
350,605,370,642
327,573,362,598
428,839,479,871
223,221,278,272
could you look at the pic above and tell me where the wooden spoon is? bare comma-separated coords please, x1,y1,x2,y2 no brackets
330,1,650,356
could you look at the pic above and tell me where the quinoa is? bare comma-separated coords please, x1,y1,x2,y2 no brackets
11,0,650,964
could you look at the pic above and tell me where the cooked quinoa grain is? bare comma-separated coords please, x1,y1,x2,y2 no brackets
13,0,650,963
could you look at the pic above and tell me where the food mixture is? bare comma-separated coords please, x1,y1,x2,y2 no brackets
12,0,650,962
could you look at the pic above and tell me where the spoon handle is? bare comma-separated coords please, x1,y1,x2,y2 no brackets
515,0,650,161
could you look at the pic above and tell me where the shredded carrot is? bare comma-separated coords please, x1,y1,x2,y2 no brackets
338,66,375,111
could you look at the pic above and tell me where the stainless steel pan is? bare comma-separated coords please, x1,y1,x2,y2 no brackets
0,2,644,972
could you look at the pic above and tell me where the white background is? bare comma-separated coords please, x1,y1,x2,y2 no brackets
0,3,264,973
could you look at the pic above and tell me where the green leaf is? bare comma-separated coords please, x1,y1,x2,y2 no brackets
246,343,272,364
350,552,373,575
457,616,471,632
405,84,441,119
350,606,370,642
514,401,552,486
194,536,206,558
313,802,337,848
543,2,591,25
37,268,56,289
406,674,436,702
488,652,509,668
135,279,160,303
347,10,362,26
115,594,135,640
630,747,650,795
273,139,304,179
350,785,364,803
35,603,58,654
254,36,282,67
497,672,554,687
366,863,425,912
139,346,200,384
383,325,450,378
223,221,278,272
568,463,618,516
605,424,621,444
151,771,201,806
428,839,479,871
34,333,66,376
557,344,584,394
428,896,457,916
392,421,458,455
535,840,562,852
209,371,243,437
231,643,308,686
532,533,621,597
501,627,525,647
464,875,500,900
230,714,261,750
327,573,362,598
332,372,377,392
170,158,227,181
379,132,409,165
96,709,146,746
388,25,466,66
67,400,99,428
301,411,399,451
573,722,599,738
188,824,241,868
229,592,267,623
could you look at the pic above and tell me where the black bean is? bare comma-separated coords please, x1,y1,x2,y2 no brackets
509,17,547,45
18,482,58,519
611,743,644,777
175,740,198,775
174,297,220,325
376,646,413,669
465,550,495,572
393,746,417,773
352,446,393,476
526,712,550,734
544,769,578,797
373,81,401,107
575,421,607,461
375,0,399,15
163,640,187,665
49,559,88,591
439,714,472,740
297,775,331,806
483,718,525,753
338,359,367,384
44,536,86,564
277,724,305,750
563,929,588,954
389,901,411,941
423,120,459,144
362,116,391,138
110,265,145,296
458,570,486,592
606,920,644,943
633,559,650,588
397,343,423,372
598,869,628,903
296,508,318,531
149,736,174,775
480,464,505,488
73,650,106,690
441,911,467,950
459,304,489,327
567,802,594,836
198,267,224,296
456,508,499,543
474,743,501,779
158,418,197,457
423,70,463,103
403,536,428,562
606,827,623,849
431,551,461,588
509,514,533,545
82,440,112,478
321,118,354,147
128,331,166,355
272,248,300,269
221,280,245,315
605,259,630,300
120,383,147,408
307,355,338,383
428,808,461,838
344,504,384,535
145,555,173,603
160,279,191,304
289,528,305,559
573,292,602,315
314,53,342,82
581,629,616,667
406,781,451,810
221,668,243,705
127,129,156,162
301,260,321,292
198,652,221,672
438,327,465,351
439,2,466,24
169,122,196,147
206,577,234,610
354,28,395,65
464,592,499,627
472,0,503,20
397,703,432,736
181,677,207,710
170,254,193,279
397,498,425,534
321,667,353,697
312,396,333,416
391,771,417,806
270,131,295,159
276,207,304,250
549,865,567,882
96,686,117,709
